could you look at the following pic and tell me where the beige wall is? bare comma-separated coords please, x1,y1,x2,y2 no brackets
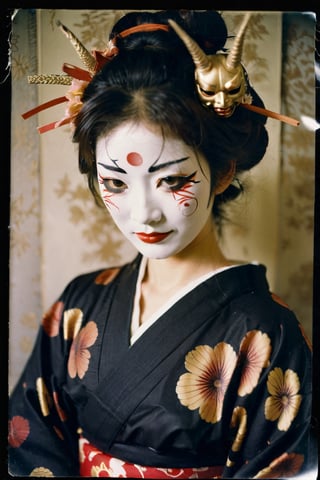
9,10,315,392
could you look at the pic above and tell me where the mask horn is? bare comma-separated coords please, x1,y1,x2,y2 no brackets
168,19,211,73
226,13,251,70
56,20,97,74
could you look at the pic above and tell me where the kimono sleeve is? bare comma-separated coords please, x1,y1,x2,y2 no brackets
8,285,82,477
223,301,317,479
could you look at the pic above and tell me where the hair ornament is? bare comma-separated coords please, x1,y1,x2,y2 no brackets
21,20,120,133
22,21,172,134
27,74,72,85
117,23,170,38
22,15,299,134
56,20,97,74
168,14,299,126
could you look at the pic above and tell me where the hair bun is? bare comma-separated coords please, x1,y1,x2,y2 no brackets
111,10,228,55
177,10,228,53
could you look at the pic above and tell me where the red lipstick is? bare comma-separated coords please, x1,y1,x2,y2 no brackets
135,232,171,244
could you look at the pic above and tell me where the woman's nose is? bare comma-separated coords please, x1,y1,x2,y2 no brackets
130,189,162,224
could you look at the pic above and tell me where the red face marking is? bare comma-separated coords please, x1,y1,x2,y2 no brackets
98,173,119,210
171,175,198,216
127,152,143,166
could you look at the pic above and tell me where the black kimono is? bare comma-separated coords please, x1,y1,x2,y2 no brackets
8,254,316,478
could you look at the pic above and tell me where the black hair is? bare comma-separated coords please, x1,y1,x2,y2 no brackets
73,10,268,227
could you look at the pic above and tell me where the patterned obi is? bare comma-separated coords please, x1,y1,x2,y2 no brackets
79,436,223,478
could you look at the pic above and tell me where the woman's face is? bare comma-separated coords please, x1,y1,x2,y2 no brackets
96,122,214,259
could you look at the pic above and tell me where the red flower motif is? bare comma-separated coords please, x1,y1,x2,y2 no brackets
42,301,64,337
254,452,304,478
8,416,30,448
68,321,98,379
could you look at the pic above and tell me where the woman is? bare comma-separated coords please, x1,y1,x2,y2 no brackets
8,10,315,478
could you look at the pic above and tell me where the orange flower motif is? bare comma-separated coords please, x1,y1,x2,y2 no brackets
238,330,272,396
55,78,89,131
265,367,302,431
53,425,64,441
253,452,304,478
63,308,83,341
68,321,98,379
95,267,121,285
176,343,237,423
8,415,30,448
42,301,64,337
53,391,67,422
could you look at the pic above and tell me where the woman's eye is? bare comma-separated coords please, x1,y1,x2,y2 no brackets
102,178,128,193
159,174,195,191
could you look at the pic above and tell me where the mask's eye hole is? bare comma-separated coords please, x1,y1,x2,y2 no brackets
227,86,241,95
200,87,216,96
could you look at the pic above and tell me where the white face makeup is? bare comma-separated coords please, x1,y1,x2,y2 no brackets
96,122,214,259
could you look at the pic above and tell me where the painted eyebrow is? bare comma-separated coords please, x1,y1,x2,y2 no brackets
97,162,127,174
148,157,189,173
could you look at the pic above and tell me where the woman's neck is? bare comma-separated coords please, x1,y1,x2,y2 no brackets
143,219,233,294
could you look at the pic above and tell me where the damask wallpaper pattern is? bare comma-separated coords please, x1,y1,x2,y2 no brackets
10,10,42,392
9,10,315,391
277,13,315,333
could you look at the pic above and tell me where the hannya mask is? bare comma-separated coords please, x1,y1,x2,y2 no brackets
168,13,251,117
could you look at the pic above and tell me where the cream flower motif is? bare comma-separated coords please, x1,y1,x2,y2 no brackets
29,467,54,477
36,377,53,417
176,343,237,423
230,406,247,452
238,330,272,396
265,367,302,431
68,321,98,379
63,308,83,341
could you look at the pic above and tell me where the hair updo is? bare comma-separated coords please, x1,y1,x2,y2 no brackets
73,9,269,226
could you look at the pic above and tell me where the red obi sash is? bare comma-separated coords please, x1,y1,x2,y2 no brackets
79,436,223,478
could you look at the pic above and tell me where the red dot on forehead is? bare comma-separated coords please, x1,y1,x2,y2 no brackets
127,152,143,166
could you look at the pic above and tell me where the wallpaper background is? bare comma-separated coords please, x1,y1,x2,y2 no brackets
9,10,315,392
